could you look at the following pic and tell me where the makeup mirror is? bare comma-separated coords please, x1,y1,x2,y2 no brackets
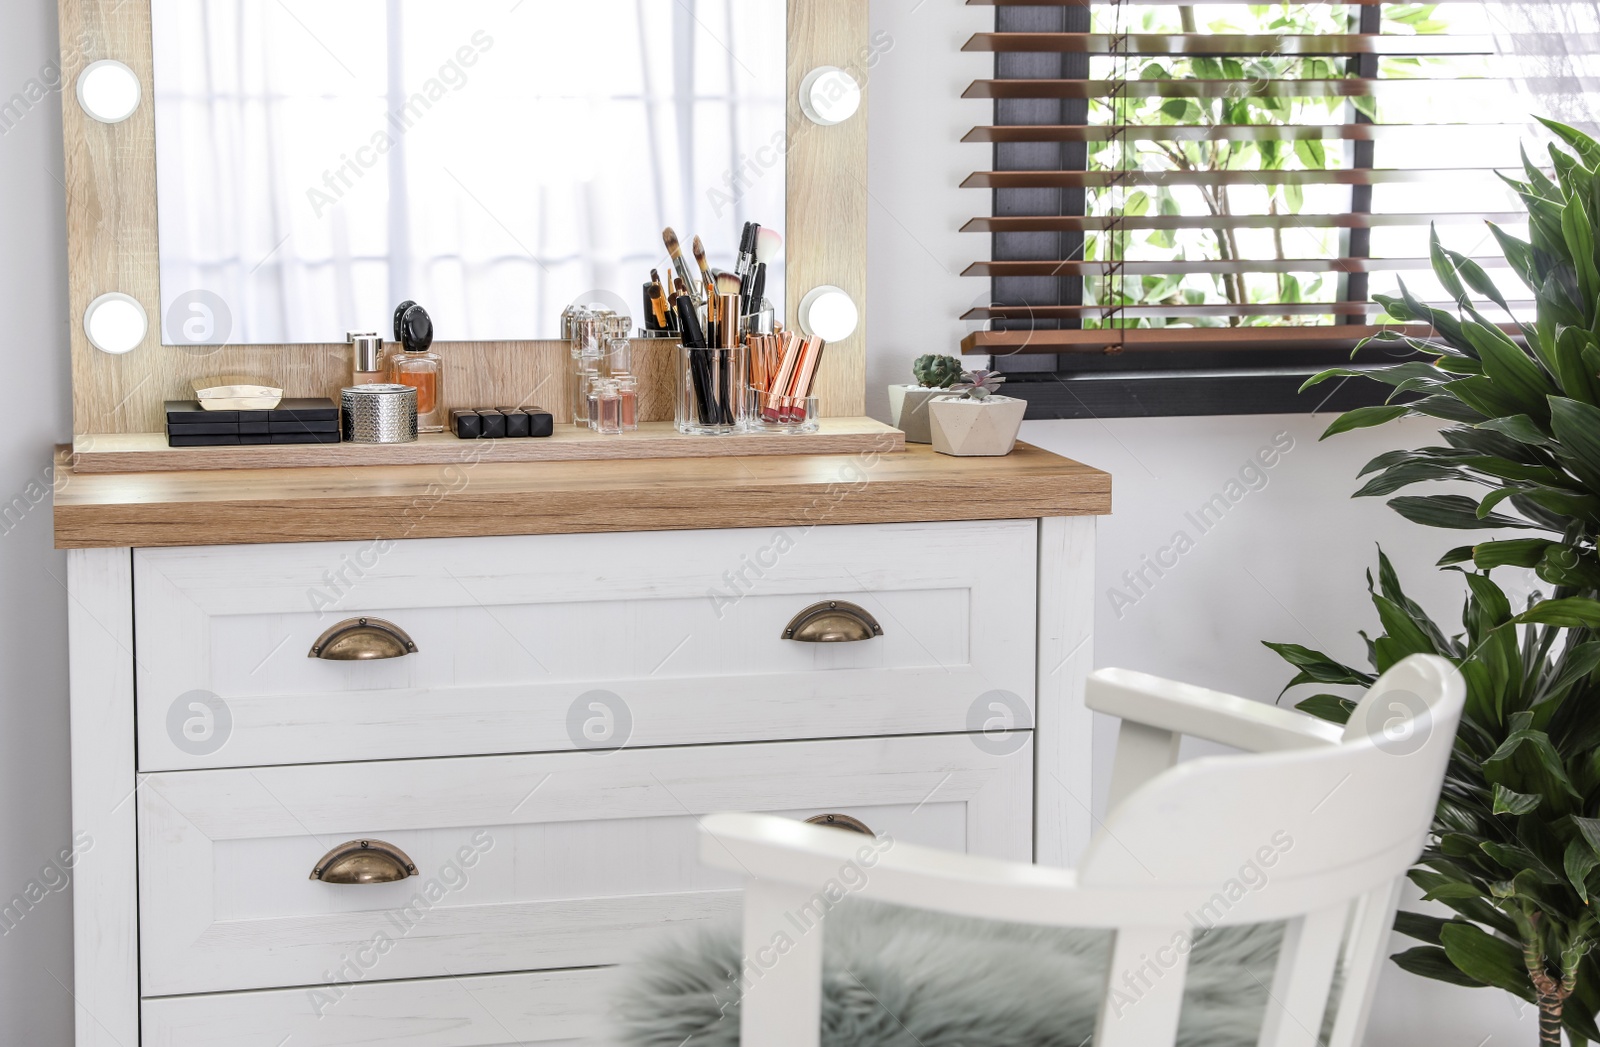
149,0,788,345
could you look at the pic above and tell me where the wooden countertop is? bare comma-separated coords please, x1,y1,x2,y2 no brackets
53,443,1111,550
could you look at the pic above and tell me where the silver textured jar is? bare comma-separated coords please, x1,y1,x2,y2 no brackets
341,384,418,443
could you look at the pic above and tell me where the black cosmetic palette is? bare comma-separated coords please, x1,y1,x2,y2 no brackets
452,408,555,440
165,399,341,447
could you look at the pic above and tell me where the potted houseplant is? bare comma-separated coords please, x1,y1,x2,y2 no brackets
1267,119,1600,1045
928,369,1027,457
888,354,963,443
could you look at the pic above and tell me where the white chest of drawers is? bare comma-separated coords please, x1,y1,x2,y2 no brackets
57,446,1110,1046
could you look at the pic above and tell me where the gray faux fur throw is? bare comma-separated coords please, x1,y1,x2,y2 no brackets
610,899,1299,1047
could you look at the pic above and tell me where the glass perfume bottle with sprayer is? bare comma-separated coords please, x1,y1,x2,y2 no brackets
388,301,443,433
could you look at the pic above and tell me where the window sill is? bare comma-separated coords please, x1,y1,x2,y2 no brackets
1003,367,1398,420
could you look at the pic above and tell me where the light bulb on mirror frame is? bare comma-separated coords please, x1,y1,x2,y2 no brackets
84,292,149,355
799,67,862,127
76,60,142,124
799,286,859,343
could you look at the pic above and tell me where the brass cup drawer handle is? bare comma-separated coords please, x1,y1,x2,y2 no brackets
308,617,418,660
310,839,418,884
805,813,875,836
782,601,883,643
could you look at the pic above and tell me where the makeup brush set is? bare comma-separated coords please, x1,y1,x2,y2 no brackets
642,221,778,342
640,221,822,435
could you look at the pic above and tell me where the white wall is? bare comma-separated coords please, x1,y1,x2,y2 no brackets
0,0,76,1042
0,0,1539,1041
866,0,1537,1043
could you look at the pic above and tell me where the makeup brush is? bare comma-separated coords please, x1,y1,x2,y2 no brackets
674,276,689,299
692,236,715,291
754,226,783,265
713,271,742,296
676,294,716,425
663,228,704,305
647,279,668,328
749,262,767,315
675,294,707,349
736,223,759,280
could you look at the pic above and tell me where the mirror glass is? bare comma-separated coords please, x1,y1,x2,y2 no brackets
150,0,787,345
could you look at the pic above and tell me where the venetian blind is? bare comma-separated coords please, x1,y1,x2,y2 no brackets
959,0,1532,358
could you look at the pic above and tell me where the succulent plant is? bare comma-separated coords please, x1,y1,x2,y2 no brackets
911,354,964,389
951,369,1007,401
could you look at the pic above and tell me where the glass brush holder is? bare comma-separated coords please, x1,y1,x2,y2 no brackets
675,343,748,435
747,387,820,434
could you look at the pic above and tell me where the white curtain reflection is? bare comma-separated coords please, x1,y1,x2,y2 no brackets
151,0,787,344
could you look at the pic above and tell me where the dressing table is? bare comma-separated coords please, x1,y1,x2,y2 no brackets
52,2,1112,1044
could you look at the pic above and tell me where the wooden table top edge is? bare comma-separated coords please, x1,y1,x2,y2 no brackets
52,442,1113,549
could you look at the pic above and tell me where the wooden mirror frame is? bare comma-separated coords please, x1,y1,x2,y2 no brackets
58,0,868,436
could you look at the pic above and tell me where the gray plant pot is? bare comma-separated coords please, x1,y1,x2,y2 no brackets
929,395,1028,457
886,385,955,444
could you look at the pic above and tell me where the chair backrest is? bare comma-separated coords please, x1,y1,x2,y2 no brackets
705,655,1464,1047
1079,654,1464,1047
1082,654,1462,908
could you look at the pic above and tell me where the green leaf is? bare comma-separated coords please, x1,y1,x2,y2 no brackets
1464,322,1558,420
1294,694,1356,725
1449,376,1532,421
1562,195,1600,306
1536,545,1600,588
1514,598,1600,629
1412,395,1488,425
1550,396,1600,489
1492,783,1542,816
1439,923,1536,1001
1294,137,1327,171
1432,227,1468,304
1321,404,1409,440
1554,326,1600,405
1477,414,1552,446
1262,642,1375,690
1574,816,1600,858
1537,115,1600,169
1354,462,1466,498
1474,539,1557,570
1486,728,1583,799
1392,945,1488,989
1566,838,1599,902
1438,545,1476,567
1490,223,1538,289
1389,495,1538,531
1394,910,1457,946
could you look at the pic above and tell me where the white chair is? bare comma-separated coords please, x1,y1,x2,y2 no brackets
698,654,1464,1047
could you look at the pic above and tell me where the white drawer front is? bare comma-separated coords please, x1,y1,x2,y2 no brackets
138,733,1033,997
143,968,608,1047
134,521,1038,770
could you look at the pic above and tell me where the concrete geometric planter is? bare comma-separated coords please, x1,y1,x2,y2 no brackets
886,385,956,445
928,395,1027,457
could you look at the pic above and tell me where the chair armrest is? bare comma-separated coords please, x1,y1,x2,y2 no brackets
699,812,1185,929
1087,668,1343,753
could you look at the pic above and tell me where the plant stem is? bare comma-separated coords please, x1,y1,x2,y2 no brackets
1525,931,1569,1047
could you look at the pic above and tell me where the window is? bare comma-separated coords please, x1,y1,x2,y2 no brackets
961,1,1533,417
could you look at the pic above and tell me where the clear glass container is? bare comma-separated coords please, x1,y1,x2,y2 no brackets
615,374,639,431
748,387,820,434
388,349,444,432
588,379,624,435
675,343,748,435
572,348,601,425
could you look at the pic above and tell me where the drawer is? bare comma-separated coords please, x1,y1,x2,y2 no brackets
144,968,608,1047
138,732,1034,997
134,521,1039,771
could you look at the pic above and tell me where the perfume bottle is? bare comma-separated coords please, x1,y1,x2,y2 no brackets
388,302,443,432
605,338,638,431
347,331,386,386
588,379,624,435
